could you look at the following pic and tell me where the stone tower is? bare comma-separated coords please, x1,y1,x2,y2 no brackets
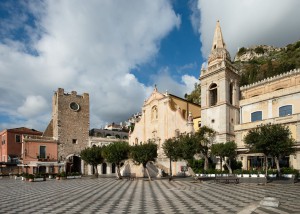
200,21,240,143
52,88,89,172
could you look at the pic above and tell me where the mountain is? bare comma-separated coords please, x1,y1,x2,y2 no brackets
233,40,300,86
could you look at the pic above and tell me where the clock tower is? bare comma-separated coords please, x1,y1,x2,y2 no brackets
51,88,90,173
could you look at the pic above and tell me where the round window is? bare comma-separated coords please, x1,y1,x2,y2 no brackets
70,102,80,111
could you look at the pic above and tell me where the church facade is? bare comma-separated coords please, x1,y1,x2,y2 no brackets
129,87,201,175
201,21,300,170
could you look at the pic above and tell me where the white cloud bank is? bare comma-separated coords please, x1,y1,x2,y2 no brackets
197,0,300,59
0,0,183,130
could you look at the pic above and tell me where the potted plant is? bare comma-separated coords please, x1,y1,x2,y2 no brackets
242,170,250,177
22,173,29,181
60,171,67,180
250,169,258,178
267,169,277,178
74,172,82,179
281,167,297,178
15,174,22,180
234,169,242,177
28,174,34,182
56,173,61,180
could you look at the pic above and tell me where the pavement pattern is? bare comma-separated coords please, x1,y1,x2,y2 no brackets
0,177,299,214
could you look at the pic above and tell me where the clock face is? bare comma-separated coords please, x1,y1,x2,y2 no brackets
70,102,80,111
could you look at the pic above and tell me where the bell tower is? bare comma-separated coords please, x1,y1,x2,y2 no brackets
200,21,240,143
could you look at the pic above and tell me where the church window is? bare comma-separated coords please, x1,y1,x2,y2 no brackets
175,129,180,138
229,83,233,104
209,83,218,106
72,139,78,144
279,105,292,117
251,111,262,122
135,138,138,145
151,106,158,120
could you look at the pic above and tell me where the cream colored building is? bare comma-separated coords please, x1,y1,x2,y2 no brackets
129,87,201,175
235,70,300,170
201,21,300,170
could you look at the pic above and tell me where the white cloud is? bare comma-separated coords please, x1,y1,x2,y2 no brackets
17,95,48,118
181,75,199,93
150,67,198,97
0,0,181,130
197,0,300,59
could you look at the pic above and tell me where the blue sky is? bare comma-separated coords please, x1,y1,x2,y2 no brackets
1,0,300,131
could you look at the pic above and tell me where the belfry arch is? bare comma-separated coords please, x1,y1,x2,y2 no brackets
209,83,218,106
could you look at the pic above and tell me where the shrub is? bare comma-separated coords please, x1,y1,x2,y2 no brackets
254,47,264,54
237,47,247,56
281,167,298,174
28,174,34,179
60,171,67,177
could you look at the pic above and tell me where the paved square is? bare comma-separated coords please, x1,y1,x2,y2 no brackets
0,177,299,213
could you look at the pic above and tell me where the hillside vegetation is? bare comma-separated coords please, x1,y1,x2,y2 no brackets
233,40,300,86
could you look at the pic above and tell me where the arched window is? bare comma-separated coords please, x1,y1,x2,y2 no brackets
151,106,158,120
135,138,138,145
209,83,218,106
251,111,262,122
279,105,292,117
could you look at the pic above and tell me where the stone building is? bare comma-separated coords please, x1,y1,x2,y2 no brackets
43,88,90,174
128,86,201,176
201,21,300,170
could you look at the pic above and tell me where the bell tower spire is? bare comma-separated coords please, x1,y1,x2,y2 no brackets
211,20,226,50
208,21,231,66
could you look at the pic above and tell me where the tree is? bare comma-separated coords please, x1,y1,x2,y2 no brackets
244,124,295,175
211,143,225,172
222,141,237,174
130,140,157,181
194,126,216,171
184,83,201,105
163,133,198,178
177,133,198,175
163,137,182,178
211,141,237,174
80,146,104,178
102,141,130,179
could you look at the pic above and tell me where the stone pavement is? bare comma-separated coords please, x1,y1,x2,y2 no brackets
0,177,299,213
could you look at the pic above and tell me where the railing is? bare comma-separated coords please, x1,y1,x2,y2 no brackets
23,135,55,141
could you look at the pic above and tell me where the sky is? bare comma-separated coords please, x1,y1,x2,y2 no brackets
1,0,300,131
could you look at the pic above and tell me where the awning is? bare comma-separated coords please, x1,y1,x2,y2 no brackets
18,162,65,167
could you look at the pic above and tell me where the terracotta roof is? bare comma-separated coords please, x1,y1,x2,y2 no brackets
7,127,42,135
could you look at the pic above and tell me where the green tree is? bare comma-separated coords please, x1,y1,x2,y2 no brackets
163,137,182,178
194,126,216,171
102,141,130,179
244,124,295,175
211,143,225,172
184,83,201,105
130,140,157,180
222,141,237,174
177,133,198,176
80,146,104,178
